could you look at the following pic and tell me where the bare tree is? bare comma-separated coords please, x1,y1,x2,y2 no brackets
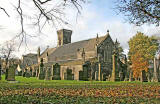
0,40,16,72
0,0,86,47
115,0,160,26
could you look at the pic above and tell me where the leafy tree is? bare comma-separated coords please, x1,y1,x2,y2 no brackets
131,52,148,78
116,0,160,26
128,32,158,78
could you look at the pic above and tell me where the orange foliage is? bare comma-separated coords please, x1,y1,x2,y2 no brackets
131,52,149,78
0,85,160,98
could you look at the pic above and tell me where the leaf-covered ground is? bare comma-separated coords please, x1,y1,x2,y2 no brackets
0,76,160,104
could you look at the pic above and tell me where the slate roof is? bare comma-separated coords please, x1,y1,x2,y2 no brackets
23,53,37,57
47,35,109,62
40,47,56,58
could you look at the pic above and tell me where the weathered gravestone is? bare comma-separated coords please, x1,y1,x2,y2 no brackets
25,72,31,78
18,71,22,76
79,71,83,80
124,68,129,81
30,68,36,77
106,75,110,81
64,68,74,80
83,64,89,81
45,67,52,80
140,70,147,82
38,58,45,80
158,57,160,80
78,62,91,81
129,70,134,82
30,68,32,76
53,63,61,80
152,58,159,82
119,72,124,81
35,68,39,77
0,57,1,80
95,71,98,81
98,63,101,81
82,63,90,81
22,69,31,78
7,65,17,81
32,71,36,77
22,69,27,77
25,68,32,78
111,54,116,82
147,70,152,82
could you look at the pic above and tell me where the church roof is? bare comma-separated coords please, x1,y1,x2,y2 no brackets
47,34,109,61
40,47,56,58
24,53,37,56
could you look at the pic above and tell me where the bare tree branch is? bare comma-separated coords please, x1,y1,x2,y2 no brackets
137,0,160,20
37,0,52,4
115,0,160,26
1,0,86,49
0,7,10,17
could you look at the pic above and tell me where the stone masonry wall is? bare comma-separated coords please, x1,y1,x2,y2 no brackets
61,65,83,80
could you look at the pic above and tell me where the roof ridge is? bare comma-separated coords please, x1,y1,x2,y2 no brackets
56,35,107,48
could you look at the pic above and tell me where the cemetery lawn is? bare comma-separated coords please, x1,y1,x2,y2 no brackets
0,75,160,104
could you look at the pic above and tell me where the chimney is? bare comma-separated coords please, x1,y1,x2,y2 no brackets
57,29,72,46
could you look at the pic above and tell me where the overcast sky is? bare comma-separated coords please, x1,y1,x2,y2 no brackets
0,0,159,58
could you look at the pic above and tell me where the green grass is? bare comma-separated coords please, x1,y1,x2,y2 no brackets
0,75,160,104
1,75,160,87
0,74,159,90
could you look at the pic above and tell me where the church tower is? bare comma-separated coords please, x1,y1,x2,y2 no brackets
57,29,72,46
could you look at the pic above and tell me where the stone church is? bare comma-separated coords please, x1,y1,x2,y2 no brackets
36,29,115,81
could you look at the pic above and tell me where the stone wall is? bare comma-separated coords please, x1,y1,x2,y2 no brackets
97,35,114,80
61,65,83,80
77,50,96,60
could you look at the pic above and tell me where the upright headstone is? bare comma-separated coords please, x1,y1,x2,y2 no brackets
119,72,123,81
152,58,159,82
38,58,45,80
102,73,103,81
129,69,133,82
158,57,160,80
140,70,147,82
36,68,39,77
45,67,51,80
32,70,36,77
83,64,88,81
147,71,151,82
67,68,74,80
7,65,16,81
95,71,97,81
98,63,101,81
25,72,31,78
0,57,1,80
79,71,83,80
50,65,53,80
106,75,111,81
22,69,27,77
111,54,116,82
53,63,61,80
